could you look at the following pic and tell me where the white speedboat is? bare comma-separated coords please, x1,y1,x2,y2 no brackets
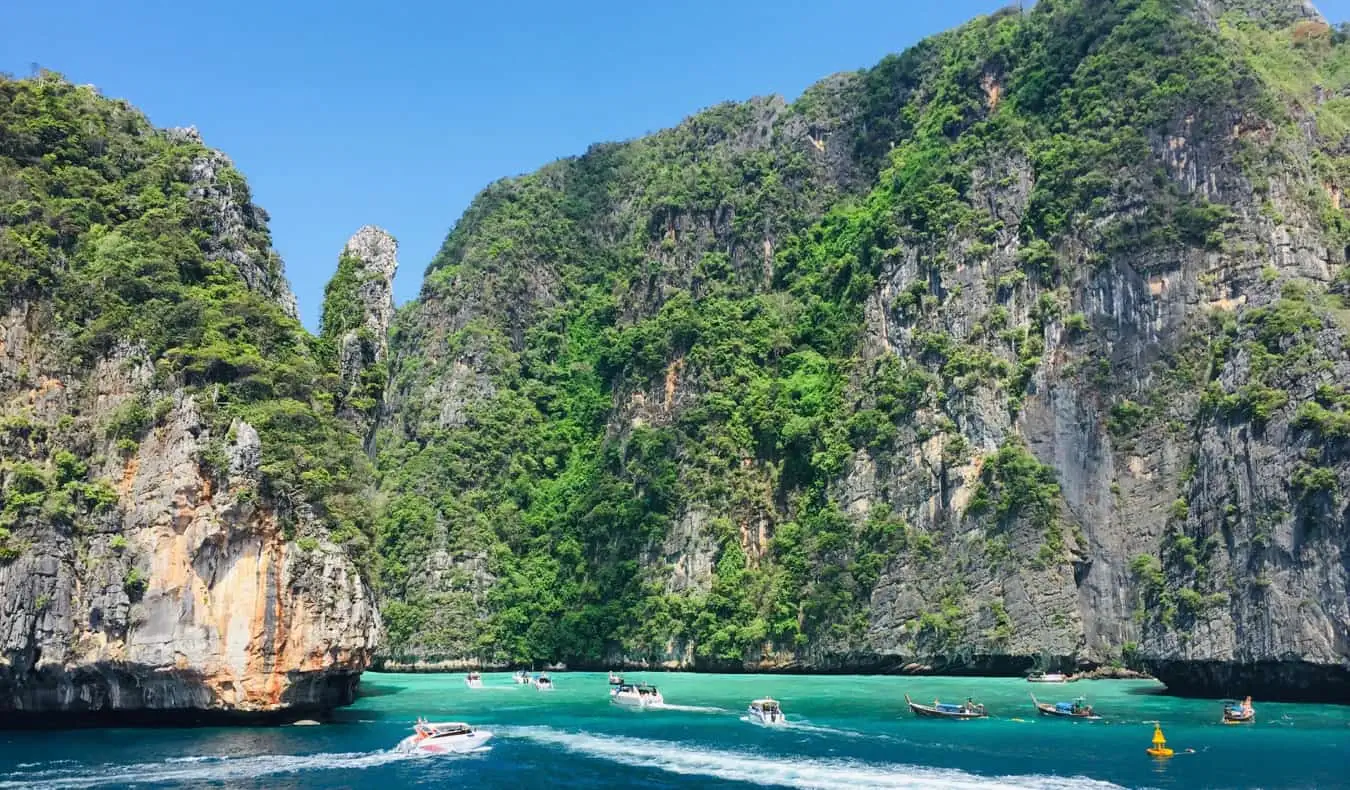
748,697,786,725
465,671,483,689
1027,671,1069,683
533,673,554,691
611,682,663,707
514,670,531,685
395,719,493,755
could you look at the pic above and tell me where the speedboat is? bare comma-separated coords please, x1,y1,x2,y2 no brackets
608,673,625,696
533,673,554,691
1027,671,1069,683
1031,693,1101,720
514,670,531,685
611,682,663,707
465,671,483,689
748,697,786,725
395,719,493,754
904,694,988,719
1222,696,1255,724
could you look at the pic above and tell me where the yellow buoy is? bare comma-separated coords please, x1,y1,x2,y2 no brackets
1146,723,1175,758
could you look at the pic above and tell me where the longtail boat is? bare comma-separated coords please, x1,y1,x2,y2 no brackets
1222,696,1255,724
1031,693,1101,720
904,694,988,719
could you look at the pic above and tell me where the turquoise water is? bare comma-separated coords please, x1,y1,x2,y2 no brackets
1,672,1347,788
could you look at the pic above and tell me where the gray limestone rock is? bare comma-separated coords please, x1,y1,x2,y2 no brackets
184,145,299,318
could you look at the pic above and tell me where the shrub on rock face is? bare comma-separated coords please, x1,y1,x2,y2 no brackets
1291,464,1338,495
123,567,148,598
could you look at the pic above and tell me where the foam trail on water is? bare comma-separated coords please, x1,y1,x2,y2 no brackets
650,703,727,713
784,720,872,739
0,749,421,789
502,726,1128,790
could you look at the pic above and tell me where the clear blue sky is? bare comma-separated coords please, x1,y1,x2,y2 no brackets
4,0,1347,329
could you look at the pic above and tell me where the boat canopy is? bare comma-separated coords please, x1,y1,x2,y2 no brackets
418,722,473,736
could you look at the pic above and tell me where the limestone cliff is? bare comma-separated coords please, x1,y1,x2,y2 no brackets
373,0,1350,700
0,74,379,720
320,226,399,439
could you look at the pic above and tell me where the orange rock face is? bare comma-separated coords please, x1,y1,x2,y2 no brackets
0,383,379,718
107,397,380,713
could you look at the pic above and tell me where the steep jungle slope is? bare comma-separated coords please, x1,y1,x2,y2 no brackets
376,0,1349,700
0,73,382,720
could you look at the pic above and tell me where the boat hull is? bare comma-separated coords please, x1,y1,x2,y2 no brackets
904,695,987,720
1222,698,1255,723
1034,705,1100,720
748,709,786,725
612,693,662,707
395,730,493,755
1030,694,1099,720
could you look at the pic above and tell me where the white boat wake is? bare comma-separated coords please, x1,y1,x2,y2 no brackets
0,749,424,789
649,702,727,713
780,719,872,738
501,726,1128,789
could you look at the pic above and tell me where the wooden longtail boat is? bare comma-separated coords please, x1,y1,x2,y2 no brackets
904,694,988,719
1222,696,1255,724
1031,693,1101,720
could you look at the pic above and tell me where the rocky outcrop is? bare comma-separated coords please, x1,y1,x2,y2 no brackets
1192,0,1322,27
0,75,380,722
0,310,378,724
174,126,300,319
321,226,399,437
338,226,400,351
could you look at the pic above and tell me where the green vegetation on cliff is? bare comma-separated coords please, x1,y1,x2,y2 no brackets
5,0,1348,693
0,73,374,561
375,0,1350,669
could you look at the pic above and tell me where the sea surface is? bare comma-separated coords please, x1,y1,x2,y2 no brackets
0,672,1346,789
